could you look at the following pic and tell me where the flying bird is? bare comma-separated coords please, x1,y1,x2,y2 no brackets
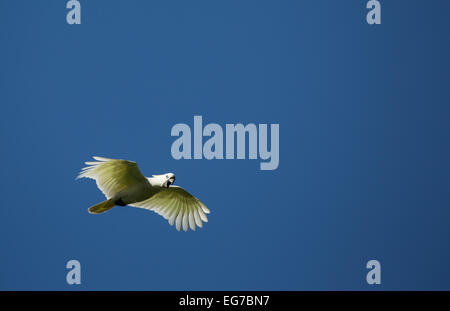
76,156,210,231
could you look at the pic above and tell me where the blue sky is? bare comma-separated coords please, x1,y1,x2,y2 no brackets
1,0,450,290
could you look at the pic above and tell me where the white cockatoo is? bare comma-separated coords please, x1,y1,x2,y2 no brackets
76,156,210,231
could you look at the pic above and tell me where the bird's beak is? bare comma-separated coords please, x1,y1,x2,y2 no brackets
166,177,175,188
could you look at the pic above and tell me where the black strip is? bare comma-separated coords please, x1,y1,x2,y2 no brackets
0,291,448,309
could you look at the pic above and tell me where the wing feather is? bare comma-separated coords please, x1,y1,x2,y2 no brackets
176,210,183,231
193,208,202,228
188,210,196,231
169,204,181,226
182,207,189,232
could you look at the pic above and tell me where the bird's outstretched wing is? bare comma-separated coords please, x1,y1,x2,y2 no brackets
129,186,210,232
76,156,148,199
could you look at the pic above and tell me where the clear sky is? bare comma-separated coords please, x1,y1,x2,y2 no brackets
1,0,450,290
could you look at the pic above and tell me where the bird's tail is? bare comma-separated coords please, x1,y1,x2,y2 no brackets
88,199,115,214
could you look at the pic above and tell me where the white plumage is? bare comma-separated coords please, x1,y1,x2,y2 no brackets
77,156,210,231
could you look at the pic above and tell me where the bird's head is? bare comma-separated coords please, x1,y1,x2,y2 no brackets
164,173,176,188
151,173,176,188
